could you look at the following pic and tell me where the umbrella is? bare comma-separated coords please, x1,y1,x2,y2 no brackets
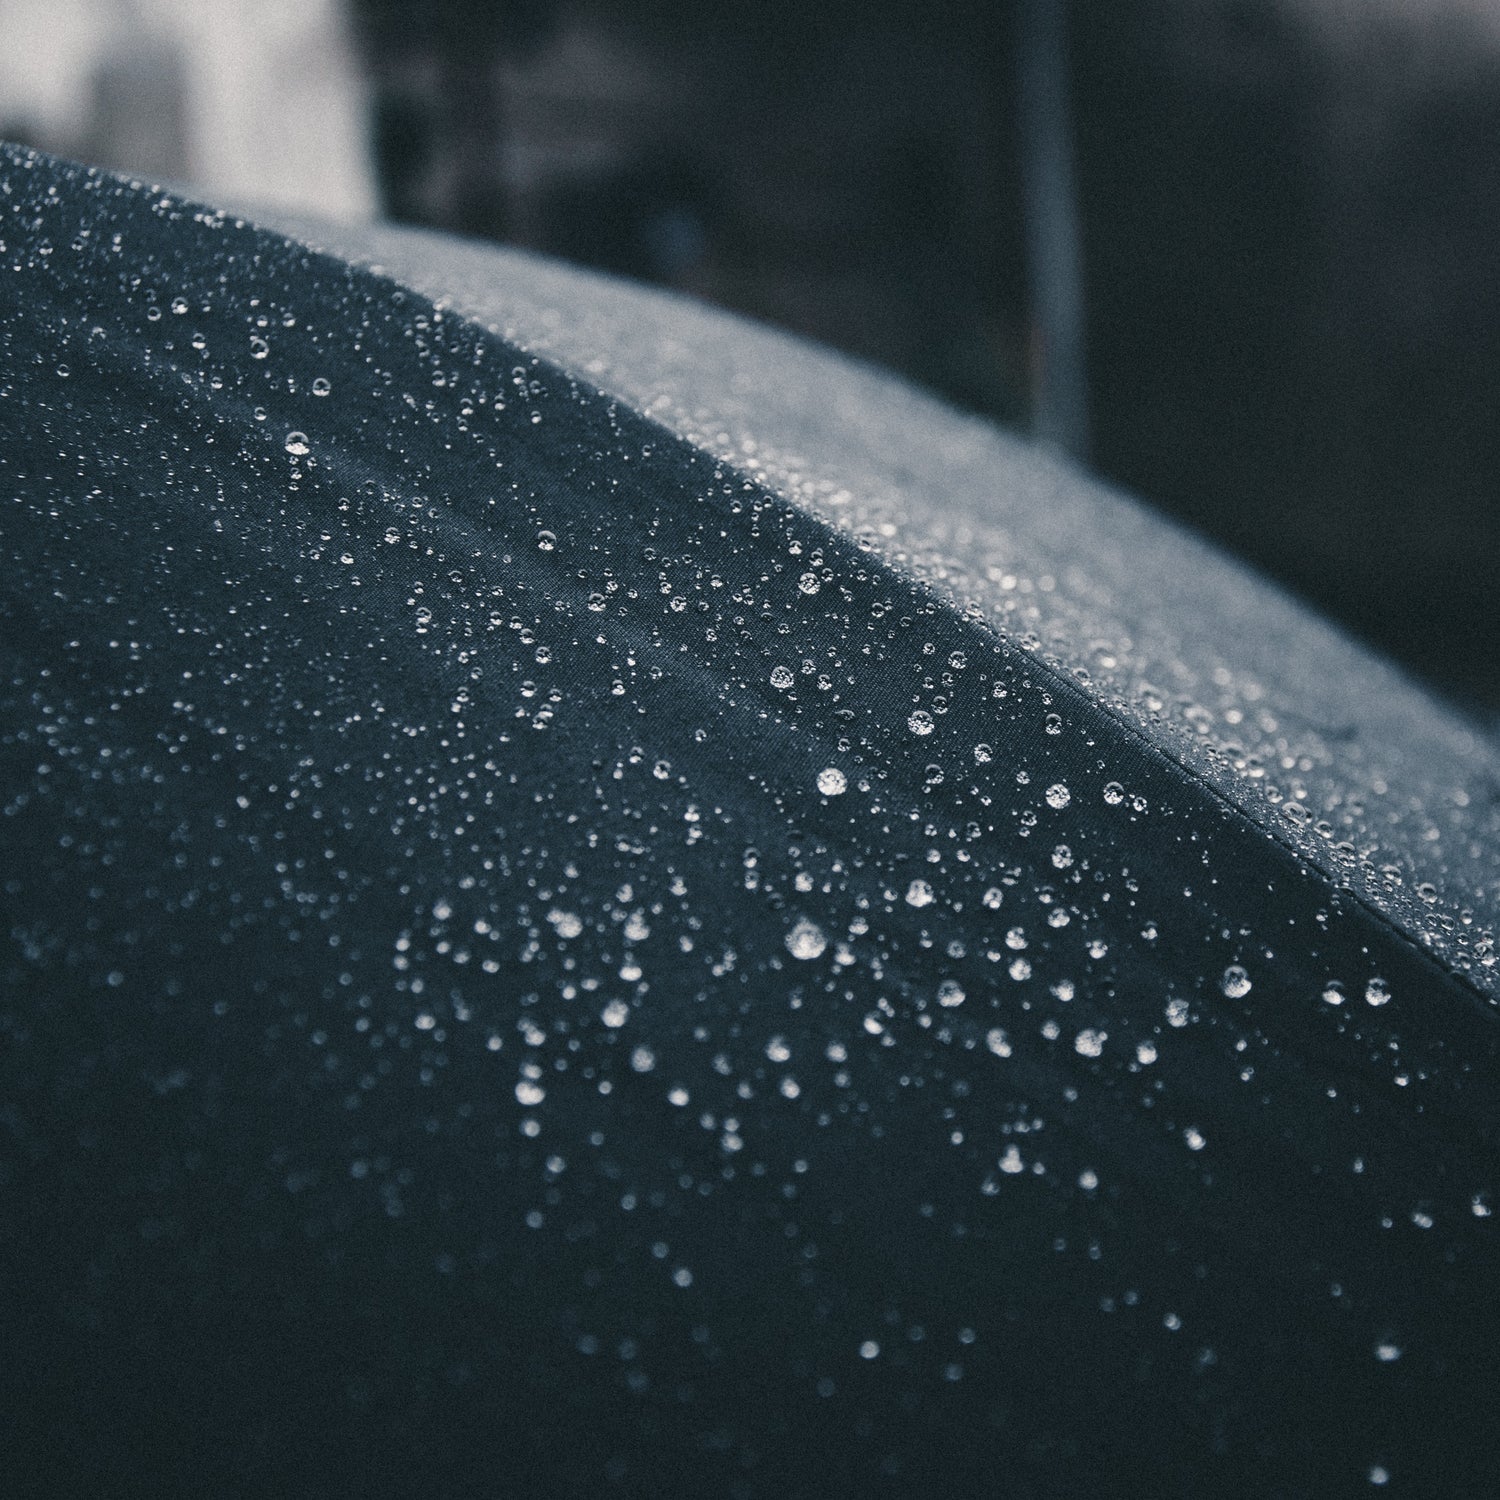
2,144,1497,1496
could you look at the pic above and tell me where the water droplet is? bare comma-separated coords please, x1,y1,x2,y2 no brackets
1321,982,1345,1006
785,919,827,960
1365,977,1391,1006
1074,1028,1107,1057
816,767,847,796
907,710,935,736
974,742,993,763
284,431,310,456
547,909,583,940
311,376,331,397
537,530,557,551
1221,965,1252,999
797,572,821,595
1044,713,1063,735
601,1000,630,1028
249,335,269,359
1045,783,1071,809
937,979,965,1007
630,1046,655,1073
1375,1342,1401,1363
986,1028,1012,1057
859,1340,880,1359
905,879,935,908
770,665,795,690
515,1080,546,1106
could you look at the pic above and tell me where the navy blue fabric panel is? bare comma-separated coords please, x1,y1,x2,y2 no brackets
2,150,1497,1497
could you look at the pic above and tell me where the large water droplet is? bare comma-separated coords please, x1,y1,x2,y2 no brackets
1221,964,1252,999
785,919,827,960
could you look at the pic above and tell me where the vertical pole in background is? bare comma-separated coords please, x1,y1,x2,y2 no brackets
1018,0,1090,461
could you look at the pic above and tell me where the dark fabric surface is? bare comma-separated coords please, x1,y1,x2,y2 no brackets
2,148,1497,1498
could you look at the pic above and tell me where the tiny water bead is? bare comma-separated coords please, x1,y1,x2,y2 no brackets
784,919,827,960
905,879,935,908
600,1000,630,1028
1103,781,1125,804
816,767,847,796
770,665,795,690
907,710,935,736
537,530,557,551
283,431,310,456
1045,783,1071,809
1365,977,1391,1006
311,376,331,397
797,571,821,595
1221,965,1253,999
936,979,965,1007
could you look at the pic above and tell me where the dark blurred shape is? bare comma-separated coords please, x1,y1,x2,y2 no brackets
357,0,560,237
350,0,1500,711
1074,0,1500,710
87,39,191,185
350,0,1028,423
1018,0,1090,459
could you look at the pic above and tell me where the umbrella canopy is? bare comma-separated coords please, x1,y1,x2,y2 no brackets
2,144,1497,1496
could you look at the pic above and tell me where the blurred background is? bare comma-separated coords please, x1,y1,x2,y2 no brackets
3,0,1498,714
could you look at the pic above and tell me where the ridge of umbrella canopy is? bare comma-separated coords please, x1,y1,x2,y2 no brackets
2,146,1497,1497
272,209,1500,1006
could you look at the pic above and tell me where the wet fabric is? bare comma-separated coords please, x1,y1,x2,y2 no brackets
2,147,1497,1498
